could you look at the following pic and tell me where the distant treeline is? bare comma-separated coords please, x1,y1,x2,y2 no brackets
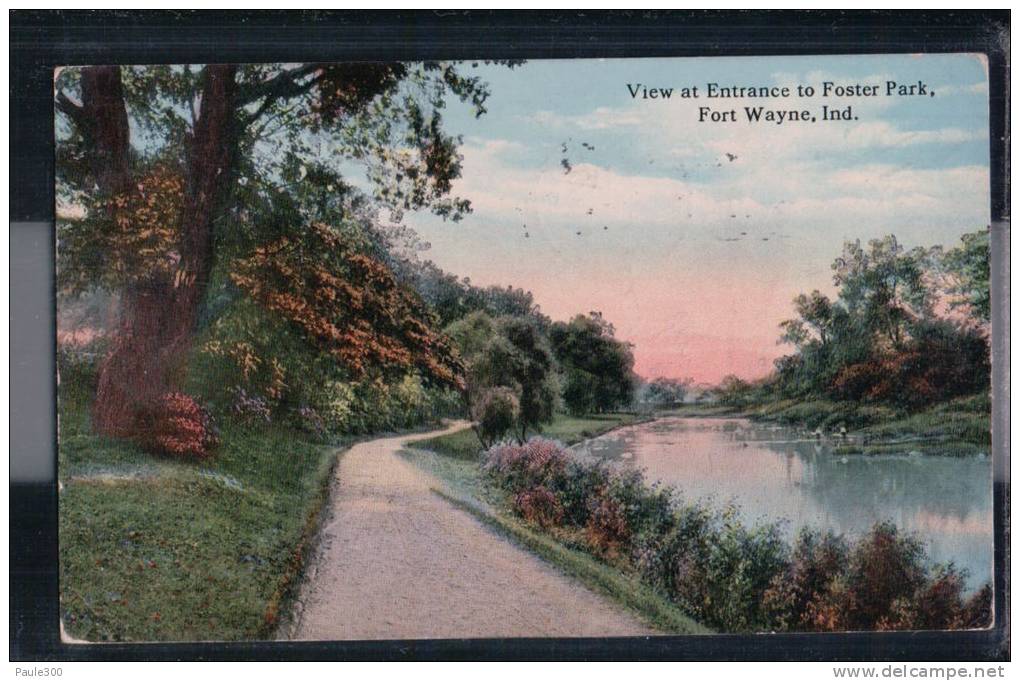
411,262,638,445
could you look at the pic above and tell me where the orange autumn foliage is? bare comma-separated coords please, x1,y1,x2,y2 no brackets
60,164,187,295
229,222,464,390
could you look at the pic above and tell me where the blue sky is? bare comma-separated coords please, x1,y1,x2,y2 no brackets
393,54,990,382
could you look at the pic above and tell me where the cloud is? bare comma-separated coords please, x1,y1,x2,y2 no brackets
450,132,987,234
934,82,989,96
525,102,984,160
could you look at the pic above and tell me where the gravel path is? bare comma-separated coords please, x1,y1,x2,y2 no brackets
289,422,655,640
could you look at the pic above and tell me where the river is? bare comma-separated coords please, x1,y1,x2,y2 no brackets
572,416,993,590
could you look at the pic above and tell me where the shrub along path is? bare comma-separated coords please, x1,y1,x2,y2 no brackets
288,421,654,640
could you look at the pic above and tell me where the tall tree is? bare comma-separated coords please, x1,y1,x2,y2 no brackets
831,235,932,350
779,290,835,349
466,316,557,443
931,228,991,326
56,62,516,437
549,312,636,414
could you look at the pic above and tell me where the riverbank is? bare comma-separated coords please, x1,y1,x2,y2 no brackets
409,418,991,633
664,393,991,457
403,413,710,634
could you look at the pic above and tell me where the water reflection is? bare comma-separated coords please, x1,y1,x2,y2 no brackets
574,417,993,590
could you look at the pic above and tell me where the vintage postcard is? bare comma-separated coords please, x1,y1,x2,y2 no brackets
55,54,993,642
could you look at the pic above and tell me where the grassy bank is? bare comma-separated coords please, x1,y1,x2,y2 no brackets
668,393,991,457
59,397,346,642
414,412,646,461
402,412,711,635
405,422,990,633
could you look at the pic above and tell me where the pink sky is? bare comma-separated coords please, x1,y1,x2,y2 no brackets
409,210,842,383
529,266,802,383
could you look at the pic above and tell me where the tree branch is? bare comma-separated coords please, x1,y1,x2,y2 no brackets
55,90,86,127
238,64,321,108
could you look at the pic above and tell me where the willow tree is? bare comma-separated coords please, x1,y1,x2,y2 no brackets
55,62,515,437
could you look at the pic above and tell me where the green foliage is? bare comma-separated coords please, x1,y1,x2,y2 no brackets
462,316,557,443
304,374,460,436
640,377,691,406
934,228,991,324
57,61,523,230
831,319,989,408
471,386,521,448
58,341,106,411
187,295,460,438
445,310,497,363
549,312,636,415
188,297,298,415
413,262,549,328
767,231,991,416
57,164,186,296
714,375,756,408
833,235,933,346
55,62,520,444
560,367,601,415
416,413,640,462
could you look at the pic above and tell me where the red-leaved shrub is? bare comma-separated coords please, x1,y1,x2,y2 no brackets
957,583,993,629
585,493,631,556
879,566,967,631
482,437,993,633
762,529,848,631
514,486,563,528
807,522,926,631
137,392,219,460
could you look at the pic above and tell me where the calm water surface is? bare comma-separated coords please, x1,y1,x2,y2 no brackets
573,417,993,590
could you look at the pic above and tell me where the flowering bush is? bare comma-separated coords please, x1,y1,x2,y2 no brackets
553,460,613,527
811,521,927,631
137,392,219,460
230,387,272,424
483,438,568,492
482,436,989,633
229,223,464,390
296,405,326,438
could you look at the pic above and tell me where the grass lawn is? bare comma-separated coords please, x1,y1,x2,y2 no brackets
59,398,345,642
414,412,646,461
402,412,710,635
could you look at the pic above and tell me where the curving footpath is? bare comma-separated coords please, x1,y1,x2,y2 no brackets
289,421,655,640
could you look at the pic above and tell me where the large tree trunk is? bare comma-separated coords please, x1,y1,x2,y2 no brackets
90,65,239,437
